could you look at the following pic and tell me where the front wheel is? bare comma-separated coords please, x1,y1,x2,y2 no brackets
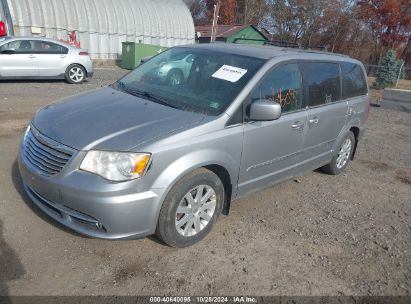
321,131,355,175
65,64,86,84
156,168,224,247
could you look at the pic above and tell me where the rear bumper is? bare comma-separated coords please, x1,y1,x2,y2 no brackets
18,147,165,240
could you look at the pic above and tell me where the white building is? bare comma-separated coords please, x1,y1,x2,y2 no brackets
0,0,195,59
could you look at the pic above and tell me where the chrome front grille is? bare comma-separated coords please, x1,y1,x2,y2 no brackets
22,126,75,177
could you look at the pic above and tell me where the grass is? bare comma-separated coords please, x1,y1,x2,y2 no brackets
396,79,411,90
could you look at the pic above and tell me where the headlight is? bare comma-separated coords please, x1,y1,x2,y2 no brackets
80,151,151,181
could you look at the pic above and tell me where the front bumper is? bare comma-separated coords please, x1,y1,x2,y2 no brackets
18,147,164,240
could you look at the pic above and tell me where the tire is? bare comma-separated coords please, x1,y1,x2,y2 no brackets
65,64,86,84
321,131,356,175
156,168,224,247
166,69,183,86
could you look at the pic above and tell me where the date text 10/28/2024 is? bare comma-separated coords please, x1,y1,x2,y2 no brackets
149,296,258,303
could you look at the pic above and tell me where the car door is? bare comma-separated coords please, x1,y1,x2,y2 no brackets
0,40,38,77
341,61,369,126
237,63,307,197
35,40,69,77
301,61,348,169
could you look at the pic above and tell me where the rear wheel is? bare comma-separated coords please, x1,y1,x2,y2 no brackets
65,64,86,84
322,131,355,175
156,168,224,247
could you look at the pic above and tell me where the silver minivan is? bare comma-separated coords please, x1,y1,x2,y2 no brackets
18,44,369,247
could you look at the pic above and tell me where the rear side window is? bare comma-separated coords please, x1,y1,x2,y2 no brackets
341,62,367,99
35,41,69,54
302,62,341,107
251,63,302,113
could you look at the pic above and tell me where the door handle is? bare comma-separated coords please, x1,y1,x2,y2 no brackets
60,55,66,59
291,122,304,131
28,55,36,59
309,117,319,124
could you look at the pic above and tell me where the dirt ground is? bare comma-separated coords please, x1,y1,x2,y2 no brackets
0,70,410,296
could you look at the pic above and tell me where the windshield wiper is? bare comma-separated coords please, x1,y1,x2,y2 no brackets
123,87,179,110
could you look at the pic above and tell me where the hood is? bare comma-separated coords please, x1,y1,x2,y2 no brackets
33,87,206,151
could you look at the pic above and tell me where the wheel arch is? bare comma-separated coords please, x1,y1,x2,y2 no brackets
333,117,362,159
66,63,88,77
151,150,238,227
168,68,183,76
203,164,232,215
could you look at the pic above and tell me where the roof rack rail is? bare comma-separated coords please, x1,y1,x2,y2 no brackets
232,38,328,52
301,45,327,51
233,38,301,48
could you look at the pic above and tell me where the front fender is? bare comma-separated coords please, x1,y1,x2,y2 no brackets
152,148,238,192
149,148,239,225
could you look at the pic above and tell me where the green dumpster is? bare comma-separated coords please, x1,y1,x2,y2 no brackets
121,42,166,70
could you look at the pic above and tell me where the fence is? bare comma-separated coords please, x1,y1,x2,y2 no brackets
364,64,411,81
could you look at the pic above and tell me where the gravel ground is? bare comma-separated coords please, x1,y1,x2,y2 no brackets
0,69,410,296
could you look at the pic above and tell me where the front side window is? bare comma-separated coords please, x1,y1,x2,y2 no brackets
0,40,36,53
341,62,368,99
302,62,341,107
250,63,302,113
114,47,264,116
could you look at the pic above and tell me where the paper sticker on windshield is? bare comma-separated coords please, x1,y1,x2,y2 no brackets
212,65,247,83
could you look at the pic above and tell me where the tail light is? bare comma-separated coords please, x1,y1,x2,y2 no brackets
79,51,89,56
0,21,6,36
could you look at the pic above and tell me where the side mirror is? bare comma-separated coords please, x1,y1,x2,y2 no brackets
1,48,16,54
249,99,282,121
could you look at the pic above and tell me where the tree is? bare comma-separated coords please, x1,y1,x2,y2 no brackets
401,35,411,73
183,0,208,25
205,0,236,24
374,49,403,88
264,0,335,45
236,0,267,26
357,0,411,49
219,0,236,24
184,0,410,69
317,0,354,51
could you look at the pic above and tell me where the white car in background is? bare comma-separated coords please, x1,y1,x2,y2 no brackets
0,36,93,84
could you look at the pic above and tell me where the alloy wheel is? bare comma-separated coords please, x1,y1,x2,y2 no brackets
175,185,216,237
336,138,352,169
69,67,85,83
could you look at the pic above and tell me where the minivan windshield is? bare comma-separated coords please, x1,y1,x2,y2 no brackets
114,47,264,115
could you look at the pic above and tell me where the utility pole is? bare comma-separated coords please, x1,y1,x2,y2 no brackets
210,0,220,42
396,61,404,88
244,0,248,24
